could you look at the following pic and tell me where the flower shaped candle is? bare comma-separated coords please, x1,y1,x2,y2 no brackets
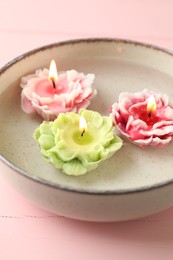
21,60,96,121
110,89,173,147
34,109,123,176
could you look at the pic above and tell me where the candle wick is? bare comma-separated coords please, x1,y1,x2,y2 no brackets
148,111,151,118
81,129,85,137
50,78,56,89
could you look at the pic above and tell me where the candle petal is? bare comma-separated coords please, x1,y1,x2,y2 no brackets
164,107,173,119
53,144,77,161
48,152,64,168
140,125,173,136
63,159,87,176
38,135,55,150
21,92,36,113
79,109,103,128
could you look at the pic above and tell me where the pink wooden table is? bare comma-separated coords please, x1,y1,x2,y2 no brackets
1,1,173,259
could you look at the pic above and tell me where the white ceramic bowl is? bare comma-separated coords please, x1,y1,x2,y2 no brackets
0,38,173,222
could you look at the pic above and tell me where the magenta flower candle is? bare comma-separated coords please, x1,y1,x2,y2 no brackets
110,89,173,147
21,60,96,121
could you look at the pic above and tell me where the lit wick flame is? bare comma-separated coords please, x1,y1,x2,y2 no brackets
79,116,87,137
147,95,156,117
49,60,58,88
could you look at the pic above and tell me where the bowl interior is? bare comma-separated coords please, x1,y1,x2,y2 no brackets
0,39,173,193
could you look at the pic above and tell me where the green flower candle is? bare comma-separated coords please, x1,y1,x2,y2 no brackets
34,109,123,176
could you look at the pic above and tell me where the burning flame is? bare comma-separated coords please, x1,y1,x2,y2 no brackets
49,60,58,83
147,95,156,114
79,116,87,136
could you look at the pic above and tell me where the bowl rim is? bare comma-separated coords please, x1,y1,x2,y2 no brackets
0,37,173,195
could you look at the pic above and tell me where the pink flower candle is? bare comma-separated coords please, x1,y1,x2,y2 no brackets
21,60,96,121
110,89,173,147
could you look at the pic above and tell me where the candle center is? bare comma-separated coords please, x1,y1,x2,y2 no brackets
73,131,93,145
139,109,158,125
130,104,159,125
